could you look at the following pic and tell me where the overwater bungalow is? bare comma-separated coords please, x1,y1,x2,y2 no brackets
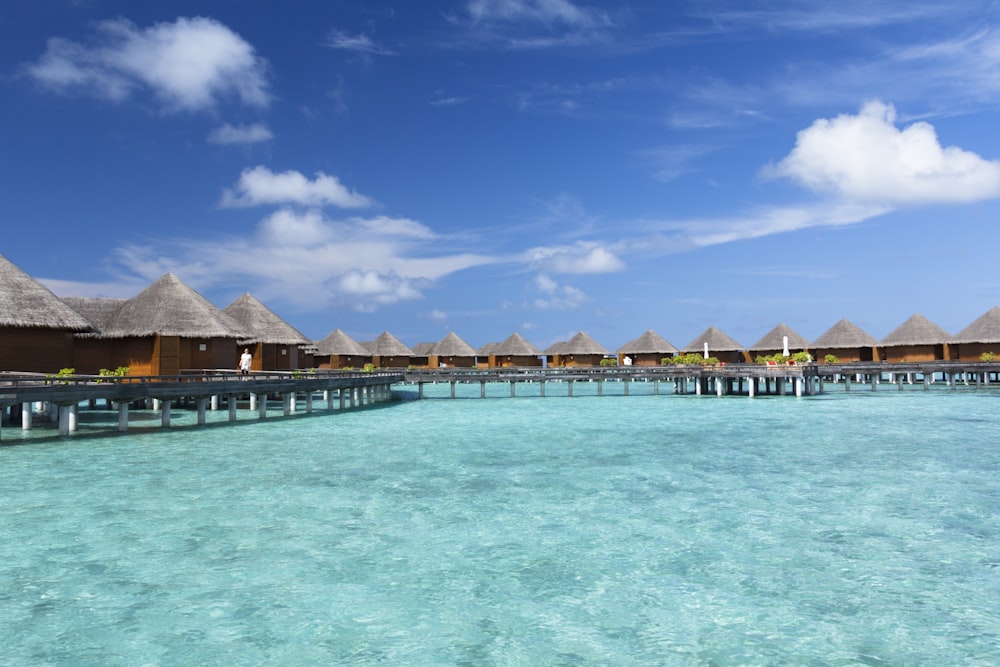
949,306,1000,361
223,293,311,371
408,342,435,369
476,342,499,369
547,331,609,367
747,323,810,361
362,331,414,369
65,273,248,375
0,253,93,373
313,328,371,370
879,313,951,362
617,330,678,366
429,332,478,368
811,319,878,362
542,340,565,368
681,326,746,364
489,332,542,368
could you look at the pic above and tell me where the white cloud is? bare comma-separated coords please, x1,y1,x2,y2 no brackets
330,270,423,312
325,29,393,55
220,166,374,209
532,273,587,310
207,122,273,145
26,17,270,112
768,101,1000,205
527,242,625,274
467,0,610,28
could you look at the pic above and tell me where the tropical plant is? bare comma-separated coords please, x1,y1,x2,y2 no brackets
980,351,997,362
599,357,617,366
824,354,840,363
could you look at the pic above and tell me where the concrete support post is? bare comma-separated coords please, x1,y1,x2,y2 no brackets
450,381,456,399
923,374,930,390
624,380,630,397
327,391,334,410
161,401,171,428
567,380,574,397
152,398,161,411
228,395,237,422
870,374,877,392
117,402,129,432
949,373,956,390
511,381,516,398
597,380,603,397
418,383,424,400
716,378,724,397
898,374,904,391
211,395,220,410
481,381,487,398
21,403,32,431
250,393,257,411
795,377,803,397
197,398,207,426
58,405,71,436
283,394,292,416
844,375,851,392
695,378,702,395
539,380,545,397
339,389,346,409
305,392,313,413
289,393,297,413
748,377,756,397
258,394,268,419
654,379,660,396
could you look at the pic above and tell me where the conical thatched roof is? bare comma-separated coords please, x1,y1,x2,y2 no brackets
477,341,499,356
811,319,878,348
494,332,541,356
951,307,1000,344
364,331,414,357
62,297,127,334
100,273,247,339
560,331,609,355
681,326,743,353
542,340,566,355
880,313,951,347
410,342,435,356
224,293,310,346
0,254,93,331
430,332,477,357
748,323,810,352
314,328,369,356
617,329,678,355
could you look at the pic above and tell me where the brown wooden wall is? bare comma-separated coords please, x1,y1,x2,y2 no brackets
0,328,75,373
881,344,946,363
950,342,1000,361
814,346,877,363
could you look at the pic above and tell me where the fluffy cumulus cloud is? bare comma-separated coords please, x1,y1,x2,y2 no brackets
769,101,1000,205
532,273,587,310
220,166,374,209
332,270,423,312
26,17,270,112
527,242,625,274
207,122,273,145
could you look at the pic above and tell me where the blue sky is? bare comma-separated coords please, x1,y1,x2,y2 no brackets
4,1,1000,350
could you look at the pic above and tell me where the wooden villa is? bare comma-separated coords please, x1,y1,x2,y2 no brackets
362,331,414,369
429,332,478,368
879,313,951,363
408,342,435,369
949,306,1000,361
65,273,248,376
747,323,810,360
0,253,93,373
476,342,499,369
681,326,746,364
811,319,878,362
223,293,311,371
617,329,678,366
313,328,371,370
488,332,542,368
546,331,609,367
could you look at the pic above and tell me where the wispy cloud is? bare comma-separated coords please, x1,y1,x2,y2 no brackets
457,0,619,49
325,29,394,55
207,122,273,145
25,17,270,112
532,273,587,310
220,166,375,209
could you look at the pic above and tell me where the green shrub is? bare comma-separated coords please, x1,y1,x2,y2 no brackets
362,363,376,373
824,354,840,363
981,351,997,362
599,358,617,366
791,351,811,363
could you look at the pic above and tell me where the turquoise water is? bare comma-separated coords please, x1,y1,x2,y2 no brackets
1,384,999,665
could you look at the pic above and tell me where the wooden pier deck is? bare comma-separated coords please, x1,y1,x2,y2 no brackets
0,370,403,440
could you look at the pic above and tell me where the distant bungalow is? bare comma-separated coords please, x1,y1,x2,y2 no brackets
546,331,609,367
487,332,542,368
361,331,414,369
313,328,371,370
811,319,878,362
748,323,810,360
681,326,745,364
879,313,951,363
949,306,1000,361
223,293,311,371
0,253,93,373
617,329,678,366
429,332,478,368
65,273,248,376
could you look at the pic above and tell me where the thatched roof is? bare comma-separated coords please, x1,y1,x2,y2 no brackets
681,326,743,353
811,319,878,349
617,329,678,355
430,332,477,357
364,331,415,357
410,342,435,356
0,254,93,331
493,332,541,356
477,341,499,356
224,293,311,346
98,273,248,339
62,297,127,335
951,307,1000,344
748,323,810,352
559,331,609,355
314,328,369,357
879,313,951,347
542,340,566,355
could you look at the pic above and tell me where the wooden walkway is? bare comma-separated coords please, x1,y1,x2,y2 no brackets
0,370,403,440
403,362,1000,398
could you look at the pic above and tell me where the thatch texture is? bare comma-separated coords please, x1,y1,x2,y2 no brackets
494,332,541,356
430,332,477,357
681,326,743,353
314,328,369,357
477,342,499,356
560,331,609,355
62,297,127,335
98,273,248,339
748,323,810,352
0,254,93,331
879,313,951,347
951,307,1000,343
364,331,415,357
811,319,878,348
224,293,311,346
410,342,435,356
617,329,678,355
542,341,566,356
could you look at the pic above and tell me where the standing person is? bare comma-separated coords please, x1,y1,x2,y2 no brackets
239,348,253,377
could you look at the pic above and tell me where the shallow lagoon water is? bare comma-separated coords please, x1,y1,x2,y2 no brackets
1,383,999,665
